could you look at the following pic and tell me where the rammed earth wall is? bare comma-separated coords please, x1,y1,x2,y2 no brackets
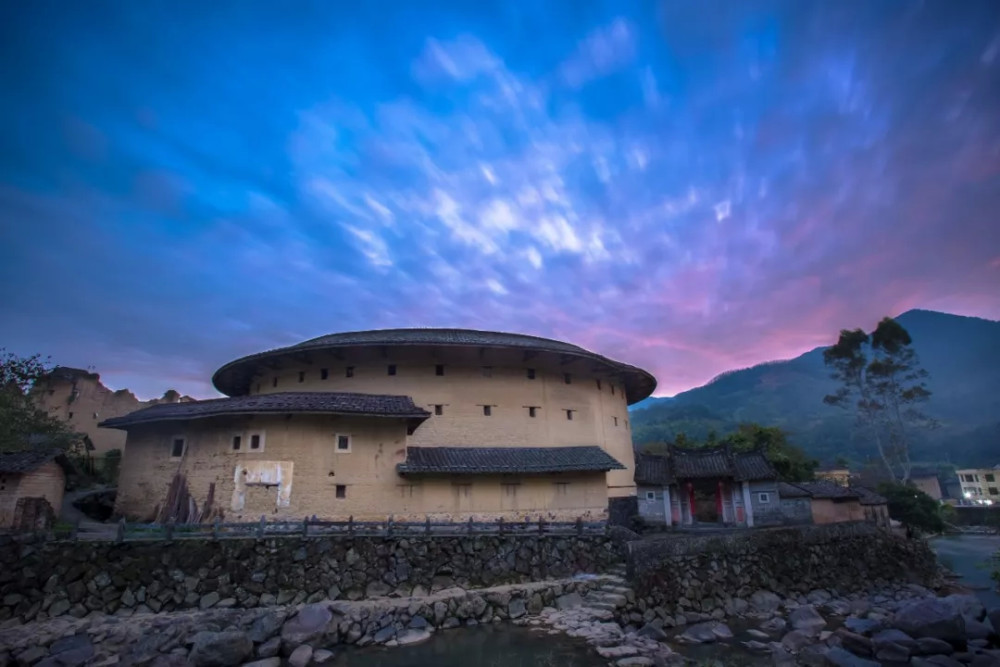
0,533,622,623
625,522,940,621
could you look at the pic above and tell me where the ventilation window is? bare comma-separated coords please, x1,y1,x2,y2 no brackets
249,433,263,451
434,405,443,416
526,368,536,380
613,416,618,427
320,368,329,380
564,373,572,384
298,371,305,383
555,482,569,496
501,483,519,497
596,379,602,390
68,412,74,419
272,377,278,388
435,364,445,376
565,409,574,421
758,493,771,503
388,364,397,376
482,366,493,377
645,491,655,501
483,405,492,417
255,384,261,394
528,406,538,418
610,385,615,396
335,485,346,499
346,366,355,378
336,434,351,452
170,438,185,458
232,435,242,451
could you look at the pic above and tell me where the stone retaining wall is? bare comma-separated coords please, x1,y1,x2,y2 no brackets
0,533,621,623
624,522,940,625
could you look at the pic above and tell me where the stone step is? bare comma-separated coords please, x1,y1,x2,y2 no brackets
590,592,628,608
585,601,619,612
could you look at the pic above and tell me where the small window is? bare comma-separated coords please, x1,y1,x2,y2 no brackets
298,371,305,383
990,487,999,496
256,384,261,394
454,483,471,498
986,474,996,483
272,377,278,388
528,406,538,418
613,416,618,426
320,368,329,380
565,409,574,421
596,379,602,390
68,412,74,419
526,368,536,379
346,366,355,378
645,490,655,501
555,482,569,496
336,434,351,452
758,492,770,503
610,385,615,396
387,364,397,376
249,433,263,451
92,412,98,419
435,364,445,376
501,483,519,497
482,366,493,377
335,484,346,499
564,373,572,384
232,435,242,451
170,438,185,458
434,404,443,416
483,405,492,416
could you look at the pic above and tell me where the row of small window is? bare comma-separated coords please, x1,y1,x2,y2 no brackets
961,473,996,483
430,403,627,427
170,432,352,458
260,366,621,395
643,490,771,503
963,486,1000,496
330,481,572,500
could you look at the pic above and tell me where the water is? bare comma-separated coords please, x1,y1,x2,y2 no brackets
930,534,1000,609
333,624,607,667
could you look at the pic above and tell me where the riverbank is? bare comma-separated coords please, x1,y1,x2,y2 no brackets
930,534,1000,609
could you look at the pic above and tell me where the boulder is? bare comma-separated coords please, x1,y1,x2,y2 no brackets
248,611,285,643
280,604,333,647
789,606,826,635
750,590,782,614
396,629,431,646
988,608,1000,636
372,626,395,644
844,616,882,636
875,642,910,663
760,617,787,633
637,622,667,641
199,592,220,610
780,630,814,653
798,644,832,667
256,637,281,659
919,656,964,667
872,628,917,651
892,598,966,642
825,646,881,667
679,621,730,643
189,631,253,667
834,629,874,657
287,645,312,667
45,634,94,667
312,649,336,664
964,616,992,640
942,594,984,620
507,599,526,619
916,637,954,656
807,590,832,606
365,582,391,598
556,593,583,610
242,659,281,667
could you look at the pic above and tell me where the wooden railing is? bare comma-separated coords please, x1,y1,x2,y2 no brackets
54,515,609,542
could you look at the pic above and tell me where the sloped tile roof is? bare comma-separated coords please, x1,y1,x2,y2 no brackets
0,448,63,474
634,446,777,485
851,486,888,505
791,480,862,500
397,446,625,475
777,481,813,498
99,392,431,429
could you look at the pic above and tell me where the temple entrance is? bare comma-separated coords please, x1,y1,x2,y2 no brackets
690,479,720,523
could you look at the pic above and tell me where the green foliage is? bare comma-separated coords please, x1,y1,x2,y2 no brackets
876,482,945,534
0,349,81,454
102,448,123,484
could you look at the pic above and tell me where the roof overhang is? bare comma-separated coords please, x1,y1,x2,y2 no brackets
397,445,626,476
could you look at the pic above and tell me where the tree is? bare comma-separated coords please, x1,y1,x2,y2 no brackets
823,317,934,482
0,349,81,453
876,482,945,534
721,423,818,482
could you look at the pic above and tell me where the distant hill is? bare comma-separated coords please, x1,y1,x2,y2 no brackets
630,310,1000,467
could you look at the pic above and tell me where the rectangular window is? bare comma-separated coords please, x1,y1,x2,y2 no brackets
564,373,572,384
483,405,492,416
555,482,569,496
320,368,329,380
68,412,74,419
482,366,493,377
645,490,655,501
526,368,536,379
454,483,471,498
232,435,242,451
397,484,418,498
435,364,445,376
256,384,261,394
565,409,574,421
387,364,397,376
596,379,602,390
990,487,999,496
986,474,996,482
613,416,618,426
528,406,538,418
610,385,615,396
758,493,771,503
335,484,346,499
434,404,443,416
272,377,278,388
170,437,185,458
298,371,305,383
502,483,519,497
336,434,351,452
249,433,263,451
346,366,355,378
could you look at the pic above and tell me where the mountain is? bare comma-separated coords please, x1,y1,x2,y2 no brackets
630,310,1000,467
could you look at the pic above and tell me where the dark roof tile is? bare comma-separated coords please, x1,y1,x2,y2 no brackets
777,482,812,498
397,446,624,475
634,446,777,485
99,392,430,429
792,480,861,500
851,486,888,505
0,449,63,474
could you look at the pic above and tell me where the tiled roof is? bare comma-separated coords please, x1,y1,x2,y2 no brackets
634,446,777,485
851,486,888,505
211,328,656,403
397,446,625,475
99,392,431,429
0,449,63,474
790,480,861,500
777,481,812,498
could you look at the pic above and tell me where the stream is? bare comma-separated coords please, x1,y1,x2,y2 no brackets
929,533,1000,609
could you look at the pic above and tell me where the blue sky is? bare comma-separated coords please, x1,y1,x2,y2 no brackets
1,0,998,399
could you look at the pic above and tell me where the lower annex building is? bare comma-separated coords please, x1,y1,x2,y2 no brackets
102,329,656,523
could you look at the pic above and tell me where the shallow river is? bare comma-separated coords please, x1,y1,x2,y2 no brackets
929,533,1000,609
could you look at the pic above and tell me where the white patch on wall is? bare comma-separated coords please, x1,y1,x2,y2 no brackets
231,461,294,511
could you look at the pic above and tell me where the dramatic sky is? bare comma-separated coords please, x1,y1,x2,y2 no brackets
1,1,998,399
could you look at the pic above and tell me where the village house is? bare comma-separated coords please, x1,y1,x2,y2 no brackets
0,449,67,530
101,328,656,523
955,466,1000,505
634,445,779,528
784,480,865,525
